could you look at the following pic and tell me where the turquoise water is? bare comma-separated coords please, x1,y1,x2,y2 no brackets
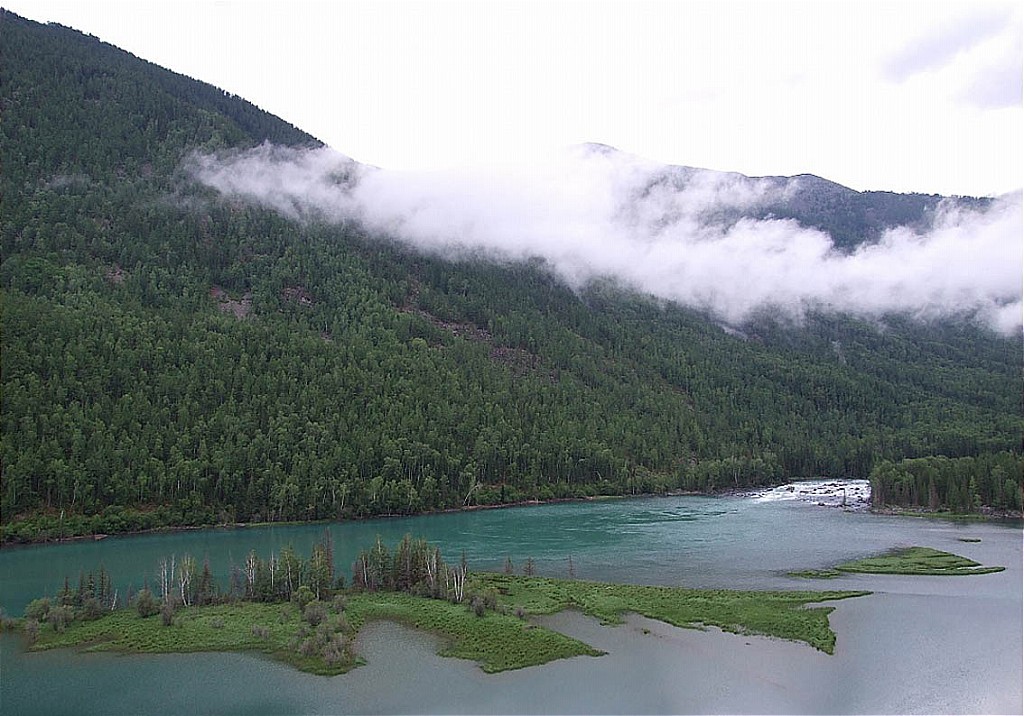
2,492,1021,714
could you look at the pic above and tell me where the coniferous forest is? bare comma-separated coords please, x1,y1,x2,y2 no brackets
1,11,1021,542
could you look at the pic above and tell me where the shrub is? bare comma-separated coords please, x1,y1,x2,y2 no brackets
24,597,51,622
251,625,270,639
80,597,104,621
160,600,175,627
135,589,159,618
47,605,74,632
23,619,40,644
322,633,347,665
297,637,317,657
303,601,327,627
470,596,486,617
314,622,333,646
293,585,315,610
0,608,17,632
331,613,351,634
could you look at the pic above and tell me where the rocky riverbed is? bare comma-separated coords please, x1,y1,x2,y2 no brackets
748,479,872,510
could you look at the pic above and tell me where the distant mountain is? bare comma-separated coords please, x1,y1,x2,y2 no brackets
573,142,990,252
1,11,1019,542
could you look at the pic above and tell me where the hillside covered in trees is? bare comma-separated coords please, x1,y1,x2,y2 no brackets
1,11,1021,542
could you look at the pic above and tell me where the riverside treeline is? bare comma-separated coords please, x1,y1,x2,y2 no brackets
15,533,470,673
2,11,1022,543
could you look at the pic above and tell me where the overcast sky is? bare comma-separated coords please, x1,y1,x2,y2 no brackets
6,0,1022,197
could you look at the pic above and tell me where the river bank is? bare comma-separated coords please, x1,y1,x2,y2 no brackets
2,492,1020,715
8,478,1021,549
0,491,704,547
10,574,868,676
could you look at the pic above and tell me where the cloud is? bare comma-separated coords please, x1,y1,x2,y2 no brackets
883,8,1008,81
883,4,1022,110
188,144,1023,335
956,26,1023,109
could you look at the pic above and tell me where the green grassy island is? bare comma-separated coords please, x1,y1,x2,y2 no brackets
7,535,871,676
19,574,869,675
791,546,1005,579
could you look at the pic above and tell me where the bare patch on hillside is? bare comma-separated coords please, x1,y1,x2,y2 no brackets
400,283,547,378
105,264,126,285
210,286,252,319
281,286,315,306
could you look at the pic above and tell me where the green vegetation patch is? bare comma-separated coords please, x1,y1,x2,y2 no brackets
787,569,843,579
792,546,1004,578
344,591,601,673
27,592,598,676
471,574,869,655
30,602,331,668
834,546,1004,575
26,576,870,673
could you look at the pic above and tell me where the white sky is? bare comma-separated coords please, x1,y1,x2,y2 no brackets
5,0,1023,196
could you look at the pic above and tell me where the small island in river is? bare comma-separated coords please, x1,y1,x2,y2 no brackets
790,545,1006,579
5,537,1001,677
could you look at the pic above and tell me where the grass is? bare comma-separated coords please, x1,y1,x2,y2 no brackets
792,546,1004,579
25,576,871,674
788,569,843,579
29,602,345,670
344,591,602,672
470,573,868,655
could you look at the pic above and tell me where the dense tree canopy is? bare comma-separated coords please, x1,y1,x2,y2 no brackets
1,11,1020,542
870,453,1023,514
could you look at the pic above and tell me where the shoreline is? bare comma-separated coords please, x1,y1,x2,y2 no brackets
869,505,1023,521
4,481,1019,549
12,573,869,677
0,491,706,548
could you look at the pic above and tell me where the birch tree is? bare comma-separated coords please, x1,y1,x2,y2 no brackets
244,550,258,599
158,555,175,604
177,553,195,607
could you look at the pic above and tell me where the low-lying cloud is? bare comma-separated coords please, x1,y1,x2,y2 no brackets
188,144,1023,335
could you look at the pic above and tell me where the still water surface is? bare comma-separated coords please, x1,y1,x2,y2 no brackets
1,488,1021,714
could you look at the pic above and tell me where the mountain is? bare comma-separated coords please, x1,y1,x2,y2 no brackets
572,142,989,252
1,11,1020,542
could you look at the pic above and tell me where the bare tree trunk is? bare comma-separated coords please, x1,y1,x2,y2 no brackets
159,555,176,603
464,476,479,506
178,554,195,607
245,551,258,598
451,563,467,603
425,548,438,594
158,558,169,602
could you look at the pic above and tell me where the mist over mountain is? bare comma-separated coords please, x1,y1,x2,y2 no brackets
1,10,1020,541
189,143,1022,334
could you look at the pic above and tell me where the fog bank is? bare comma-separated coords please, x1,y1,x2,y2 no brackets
188,144,1023,334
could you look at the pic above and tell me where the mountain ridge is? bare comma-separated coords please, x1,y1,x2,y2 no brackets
1,11,1020,542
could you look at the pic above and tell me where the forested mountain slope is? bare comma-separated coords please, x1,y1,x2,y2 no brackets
1,11,1020,542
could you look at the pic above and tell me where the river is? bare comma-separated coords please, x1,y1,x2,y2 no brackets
1,484,1021,714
